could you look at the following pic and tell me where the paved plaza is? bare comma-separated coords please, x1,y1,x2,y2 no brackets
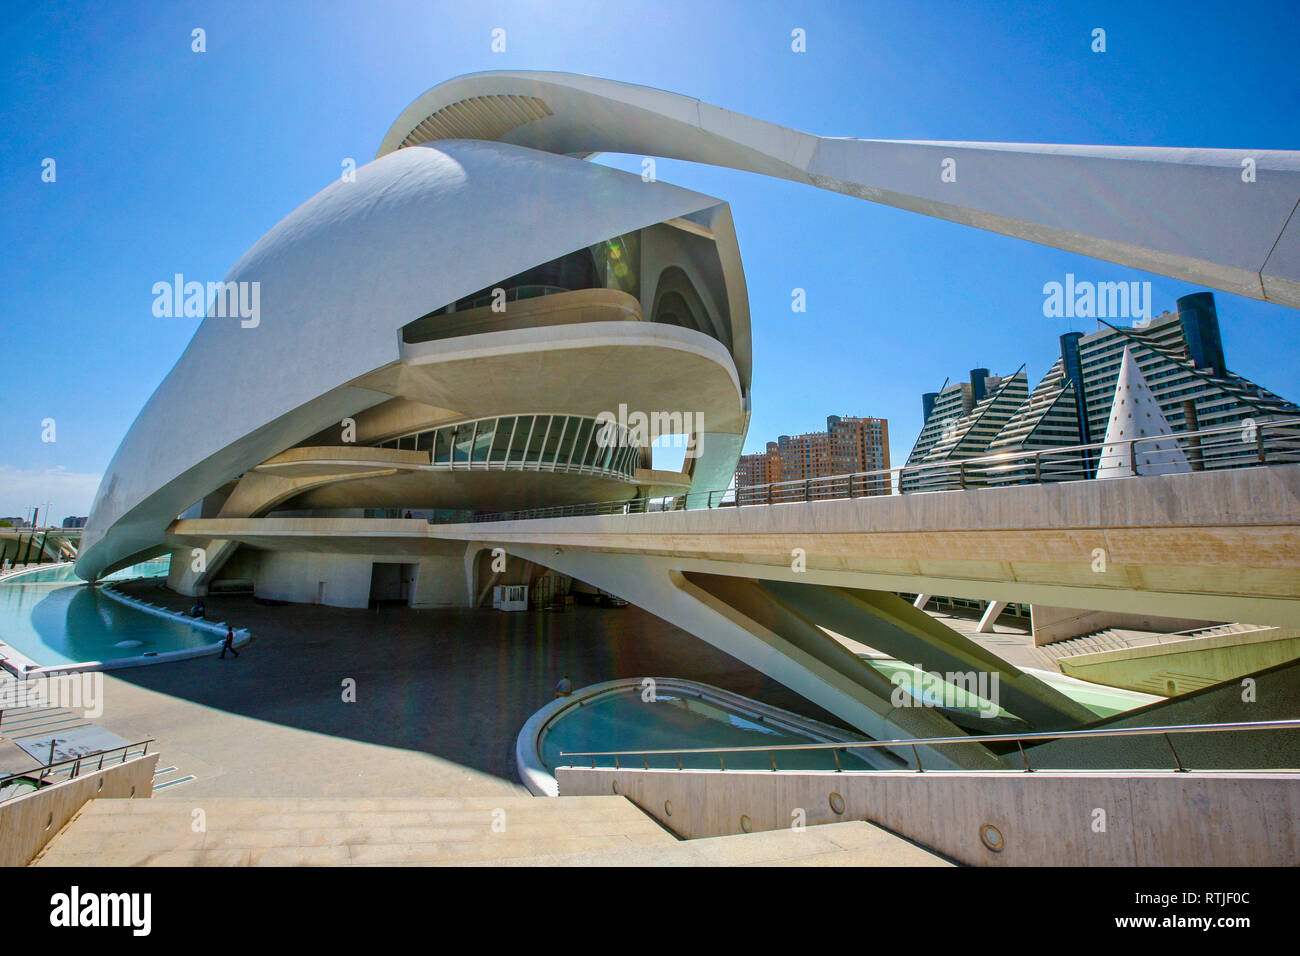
89,581,851,800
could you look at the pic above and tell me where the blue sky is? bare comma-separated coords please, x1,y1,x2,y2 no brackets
2,0,1297,518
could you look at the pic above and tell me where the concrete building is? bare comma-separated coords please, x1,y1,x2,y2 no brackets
902,369,1029,490
736,415,889,503
908,292,1299,479
77,70,1300,638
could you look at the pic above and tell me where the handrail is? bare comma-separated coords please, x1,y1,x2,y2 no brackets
559,718,1300,774
0,738,156,793
459,417,1300,524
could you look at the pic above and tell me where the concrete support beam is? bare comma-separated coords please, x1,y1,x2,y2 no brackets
759,582,1096,730
504,545,1001,770
976,600,1009,633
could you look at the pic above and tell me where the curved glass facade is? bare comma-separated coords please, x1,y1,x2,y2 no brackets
376,414,645,480
404,232,643,342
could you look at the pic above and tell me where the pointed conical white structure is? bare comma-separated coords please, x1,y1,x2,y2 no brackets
1096,345,1191,479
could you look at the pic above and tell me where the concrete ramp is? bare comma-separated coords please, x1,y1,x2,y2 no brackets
759,581,1096,730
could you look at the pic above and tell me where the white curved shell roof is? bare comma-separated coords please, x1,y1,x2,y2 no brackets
382,70,1300,308
79,139,733,579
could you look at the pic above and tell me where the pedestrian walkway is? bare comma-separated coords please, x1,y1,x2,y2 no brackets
32,795,949,867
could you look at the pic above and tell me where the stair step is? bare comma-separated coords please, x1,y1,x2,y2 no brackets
483,821,951,867
33,796,952,867
33,796,677,867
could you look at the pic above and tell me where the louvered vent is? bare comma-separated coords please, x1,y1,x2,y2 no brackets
399,94,553,147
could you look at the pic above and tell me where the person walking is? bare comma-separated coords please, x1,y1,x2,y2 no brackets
220,625,240,660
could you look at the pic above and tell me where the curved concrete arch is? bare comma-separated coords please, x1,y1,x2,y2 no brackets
381,71,1300,307
651,265,725,344
79,139,744,580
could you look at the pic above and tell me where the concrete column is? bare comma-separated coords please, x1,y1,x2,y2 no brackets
976,600,1009,633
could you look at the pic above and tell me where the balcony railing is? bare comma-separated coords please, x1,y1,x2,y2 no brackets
560,719,1300,774
454,417,1300,523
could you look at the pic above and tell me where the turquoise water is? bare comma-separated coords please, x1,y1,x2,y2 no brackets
0,557,223,668
3,557,170,585
539,689,876,772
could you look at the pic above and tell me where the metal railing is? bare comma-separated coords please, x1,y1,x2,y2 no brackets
560,718,1300,774
0,739,155,799
459,417,1300,524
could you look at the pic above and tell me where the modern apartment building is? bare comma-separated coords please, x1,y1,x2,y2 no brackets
735,415,890,501
909,292,1298,480
901,368,1030,490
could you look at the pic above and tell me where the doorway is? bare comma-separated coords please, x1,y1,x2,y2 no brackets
369,562,417,607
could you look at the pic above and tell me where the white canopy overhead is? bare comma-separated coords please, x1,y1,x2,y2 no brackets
382,71,1300,308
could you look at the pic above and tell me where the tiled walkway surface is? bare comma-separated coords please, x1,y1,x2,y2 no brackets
35,796,947,867
81,581,854,801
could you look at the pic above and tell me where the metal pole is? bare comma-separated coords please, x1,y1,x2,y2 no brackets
1163,733,1188,772
1017,740,1033,772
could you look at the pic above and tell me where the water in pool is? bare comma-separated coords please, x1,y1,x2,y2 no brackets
539,689,877,772
0,558,221,668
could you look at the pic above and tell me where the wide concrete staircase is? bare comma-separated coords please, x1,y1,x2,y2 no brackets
31,795,947,866
1040,623,1265,660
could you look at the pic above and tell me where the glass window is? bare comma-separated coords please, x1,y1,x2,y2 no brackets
453,425,474,464
597,432,617,471
491,418,515,463
510,416,535,463
432,428,452,464
472,421,494,463
525,416,550,464
415,430,434,452
540,416,565,466
591,232,640,300
571,419,595,468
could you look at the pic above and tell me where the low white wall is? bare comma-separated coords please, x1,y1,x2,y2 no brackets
0,753,159,866
411,554,468,606
556,766,1300,866
253,551,375,608
251,551,470,608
